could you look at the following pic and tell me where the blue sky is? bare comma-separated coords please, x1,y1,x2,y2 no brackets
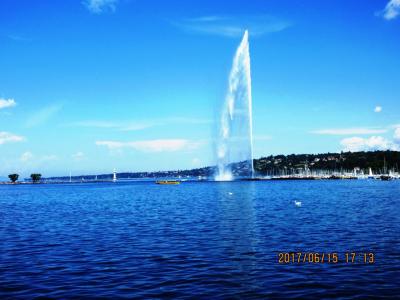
1,0,400,177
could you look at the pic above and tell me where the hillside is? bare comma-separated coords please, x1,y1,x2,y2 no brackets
45,150,400,181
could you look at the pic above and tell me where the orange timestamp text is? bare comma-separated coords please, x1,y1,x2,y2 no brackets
278,252,375,264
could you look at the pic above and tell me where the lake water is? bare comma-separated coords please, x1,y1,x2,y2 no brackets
1,180,399,298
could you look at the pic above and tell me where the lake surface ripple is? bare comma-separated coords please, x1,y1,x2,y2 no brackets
1,180,399,299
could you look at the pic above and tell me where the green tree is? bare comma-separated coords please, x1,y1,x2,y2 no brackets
8,173,19,183
30,173,42,183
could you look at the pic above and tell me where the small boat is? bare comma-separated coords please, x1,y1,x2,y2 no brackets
156,180,180,185
380,175,392,181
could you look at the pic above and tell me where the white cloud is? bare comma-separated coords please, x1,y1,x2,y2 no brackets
20,151,57,163
96,139,201,152
83,0,118,14
311,127,387,135
96,141,124,149
71,120,120,128
68,117,212,131
69,120,154,131
173,15,291,38
394,127,400,142
72,151,85,161
374,106,382,113
20,151,33,162
0,132,24,145
340,136,399,152
25,103,63,128
389,123,400,129
0,98,16,110
381,0,400,20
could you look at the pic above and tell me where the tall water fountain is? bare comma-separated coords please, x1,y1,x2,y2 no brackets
215,30,254,181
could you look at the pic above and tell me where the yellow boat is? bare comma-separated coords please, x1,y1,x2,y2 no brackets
156,180,180,185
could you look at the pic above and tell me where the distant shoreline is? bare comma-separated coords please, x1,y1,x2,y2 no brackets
40,150,400,182
2,151,399,184
1,175,399,185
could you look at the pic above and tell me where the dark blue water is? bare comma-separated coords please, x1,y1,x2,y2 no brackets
1,180,399,299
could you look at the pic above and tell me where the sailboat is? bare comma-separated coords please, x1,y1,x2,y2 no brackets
380,157,391,181
368,168,374,179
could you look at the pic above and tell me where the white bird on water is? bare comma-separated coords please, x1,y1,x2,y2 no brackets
228,192,233,195
294,200,302,207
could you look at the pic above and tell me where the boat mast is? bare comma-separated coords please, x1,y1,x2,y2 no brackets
383,156,387,175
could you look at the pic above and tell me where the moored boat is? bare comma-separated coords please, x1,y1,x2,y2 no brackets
380,175,392,181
